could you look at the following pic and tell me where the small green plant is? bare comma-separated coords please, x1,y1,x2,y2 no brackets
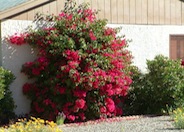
0,67,16,125
56,112,66,125
172,107,184,129
0,117,62,132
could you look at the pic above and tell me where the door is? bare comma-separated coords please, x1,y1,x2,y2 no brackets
170,35,184,60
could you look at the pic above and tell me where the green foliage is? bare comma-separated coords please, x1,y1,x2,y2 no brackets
56,112,65,125
124,55,184,115
0,67,13,100
171,107,184,129
0,67,16,124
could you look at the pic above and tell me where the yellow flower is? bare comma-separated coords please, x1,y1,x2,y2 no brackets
39,119,45,124
0,117,62,132
48,121,57,127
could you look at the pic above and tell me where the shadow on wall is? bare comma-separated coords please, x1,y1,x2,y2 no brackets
0,19,51,116
1,37,37,116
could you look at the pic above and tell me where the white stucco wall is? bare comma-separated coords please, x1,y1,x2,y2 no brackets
1,20,184,116
1,20,37,115
109,24,184,72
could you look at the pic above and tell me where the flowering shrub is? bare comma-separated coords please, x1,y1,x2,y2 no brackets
0,117,62,132
9,1,132,122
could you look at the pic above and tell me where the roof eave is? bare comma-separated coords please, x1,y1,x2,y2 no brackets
0,0,56,20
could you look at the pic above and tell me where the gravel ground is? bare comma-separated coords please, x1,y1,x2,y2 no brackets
59,116,184,132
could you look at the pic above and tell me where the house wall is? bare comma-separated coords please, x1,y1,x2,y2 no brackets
1,20,36,115
108,24,184,72
1,20,184,115
12,0,184,25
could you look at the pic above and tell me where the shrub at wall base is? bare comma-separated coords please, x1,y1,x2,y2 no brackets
9,1,132,122
0,67,16,125
124,55,184,115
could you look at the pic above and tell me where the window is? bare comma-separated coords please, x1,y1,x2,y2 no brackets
170,35,184,60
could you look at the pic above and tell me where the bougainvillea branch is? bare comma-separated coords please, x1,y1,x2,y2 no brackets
9,0,132,123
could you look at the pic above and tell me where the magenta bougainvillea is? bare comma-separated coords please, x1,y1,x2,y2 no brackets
9,1,132,122
9,33,26,45
181,60,184,66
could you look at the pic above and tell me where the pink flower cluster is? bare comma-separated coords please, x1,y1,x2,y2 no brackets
181,60,184,66
22,56,49,77
89,30,97,41
83,9,96,22
9,33,26,45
